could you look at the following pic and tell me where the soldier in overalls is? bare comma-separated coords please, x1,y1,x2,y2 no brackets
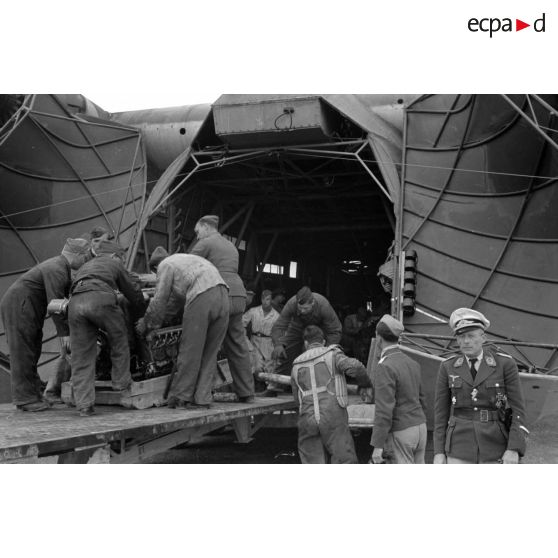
433,308,529,464
0,238,91,411
68,241,146,416
291,325,371,464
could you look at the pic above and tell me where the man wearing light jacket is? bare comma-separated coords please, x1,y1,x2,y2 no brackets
370,314,427,464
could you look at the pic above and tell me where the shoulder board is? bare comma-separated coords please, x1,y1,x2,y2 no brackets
443,354,459,362
496,352,513,359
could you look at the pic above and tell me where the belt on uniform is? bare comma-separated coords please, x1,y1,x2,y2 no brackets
252,332,271,338
71,279,114,295
453,409,500,422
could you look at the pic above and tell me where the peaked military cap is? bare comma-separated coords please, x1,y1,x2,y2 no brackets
449,308,490,335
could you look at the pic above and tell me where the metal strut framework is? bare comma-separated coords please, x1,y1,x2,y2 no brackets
397,94,558,372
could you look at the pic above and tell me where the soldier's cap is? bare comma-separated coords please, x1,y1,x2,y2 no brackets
376,314,404,338
296,286,314,305
449,308,490,335
148,246,169,269
94,240,125,257
90,226,114,240
62,237,90,255
197,215,219,229
377,260,395,280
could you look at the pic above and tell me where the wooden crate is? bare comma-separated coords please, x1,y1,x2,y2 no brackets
61,358,234,410
62,374,171,410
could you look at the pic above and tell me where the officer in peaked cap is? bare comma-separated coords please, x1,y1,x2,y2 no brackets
370,315,428,464
450,308,491,335
433,308,529,464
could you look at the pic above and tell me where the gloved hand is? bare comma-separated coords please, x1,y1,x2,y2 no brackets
60,336,71,353
271,345,287,361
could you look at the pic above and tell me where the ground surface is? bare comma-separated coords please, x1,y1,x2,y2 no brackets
142,416,557,464
1,403,555,464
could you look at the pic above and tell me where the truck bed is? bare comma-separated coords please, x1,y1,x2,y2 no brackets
0,396,297,463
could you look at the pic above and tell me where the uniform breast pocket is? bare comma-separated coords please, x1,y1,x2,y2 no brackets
448,376,463,405
449,377,463,388
485,378,505,404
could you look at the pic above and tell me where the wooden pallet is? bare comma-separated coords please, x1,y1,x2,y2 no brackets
61,374,171,410
61,358,235,410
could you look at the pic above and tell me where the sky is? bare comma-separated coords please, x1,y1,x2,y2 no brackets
3,1,555,112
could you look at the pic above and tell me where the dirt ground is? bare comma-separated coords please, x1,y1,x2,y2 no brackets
142,415,558,464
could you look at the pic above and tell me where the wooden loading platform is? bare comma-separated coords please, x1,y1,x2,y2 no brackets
0,396,298,464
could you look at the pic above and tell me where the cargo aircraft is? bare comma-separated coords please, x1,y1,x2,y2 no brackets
1,93,557,426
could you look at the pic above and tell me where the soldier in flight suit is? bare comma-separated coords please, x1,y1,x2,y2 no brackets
433,308,529,464
0,238,91,411
291,325,371,464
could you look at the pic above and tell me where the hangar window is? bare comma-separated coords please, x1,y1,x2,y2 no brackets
289,261,298,279
261,263,284,275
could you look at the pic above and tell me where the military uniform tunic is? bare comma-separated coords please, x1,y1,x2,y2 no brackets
68,255,146,409
370,346,427,463
434,349,528,463
271,293,342,376
190,231,254,398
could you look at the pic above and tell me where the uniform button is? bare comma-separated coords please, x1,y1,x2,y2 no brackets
474,407,478,411
495,383,500,387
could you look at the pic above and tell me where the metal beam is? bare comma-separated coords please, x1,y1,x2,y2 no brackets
501,94,558,152
257,223,390,234
219,204,251,234
235,202,255,248
254,232,279,288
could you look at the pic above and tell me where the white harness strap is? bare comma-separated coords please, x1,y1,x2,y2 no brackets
308,361,322,424
292,346,345,424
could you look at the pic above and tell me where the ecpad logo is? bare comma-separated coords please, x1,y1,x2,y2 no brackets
468,13,546,37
